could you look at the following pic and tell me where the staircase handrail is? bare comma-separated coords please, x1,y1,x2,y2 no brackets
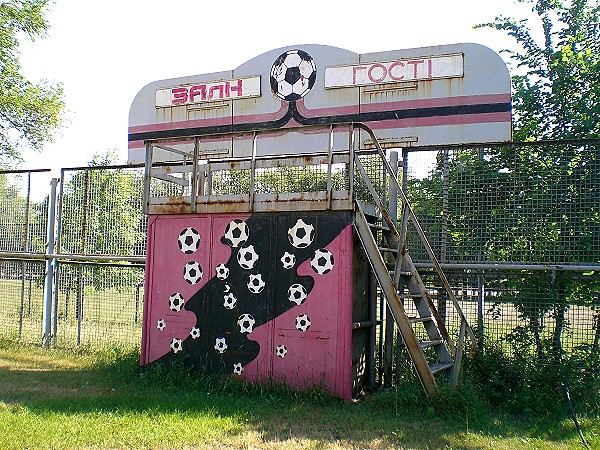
352,122,477,357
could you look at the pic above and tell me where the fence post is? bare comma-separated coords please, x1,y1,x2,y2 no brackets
42,178,58,348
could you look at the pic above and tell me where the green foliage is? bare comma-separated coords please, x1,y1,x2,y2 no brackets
0,0,64,163
467,337,600,417
477,0,600,140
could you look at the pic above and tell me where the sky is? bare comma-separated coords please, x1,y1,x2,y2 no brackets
17,0,539,175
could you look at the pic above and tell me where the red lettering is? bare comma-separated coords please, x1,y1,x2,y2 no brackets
428,59,433,78
171,87,188,104
353,66,367,84
208,85,224,100
407,60,424,79
388,61,405,81
189,85,206,102
368,63,387,83
226,79,243,97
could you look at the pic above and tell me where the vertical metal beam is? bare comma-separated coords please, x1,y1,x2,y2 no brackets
42,178,58,348
18,172,32,340
143,142,153,215
191,137,200,213
385,151,399,386
249,132,257,212
327,125,334,210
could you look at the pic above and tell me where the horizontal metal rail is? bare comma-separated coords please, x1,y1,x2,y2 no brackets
413,262,600,272
0,251,146,264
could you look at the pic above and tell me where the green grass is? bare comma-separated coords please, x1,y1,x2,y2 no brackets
0,340,598,449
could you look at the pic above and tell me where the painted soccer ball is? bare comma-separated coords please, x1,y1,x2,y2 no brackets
215,263,229,280
288,218,315,248
183,261,203,285
280,251,296,269
233,362,244,375
237,245,259,270
190,326,201,339
270,49,317,101
223,292,237,310
237,313,256,334
168,292,185,312
170,337,183,353
178,227,200,254
156,318,166,331
287,284,307,305
276,344,288,358
310,248,335,275
214,337,228,353
247,273,266,294
224,219,249,248
295,314,311,332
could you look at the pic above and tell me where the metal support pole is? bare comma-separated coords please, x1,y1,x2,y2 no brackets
439,148,449,322
249,132,257,211
386,151,398,384
18,172,32,340
42,178,58,348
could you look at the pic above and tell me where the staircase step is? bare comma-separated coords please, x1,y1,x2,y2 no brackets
400,293,423,300
369,223,390,231
429,362,454,374
419,339,445,349
408,316,433,324
378,247,398,253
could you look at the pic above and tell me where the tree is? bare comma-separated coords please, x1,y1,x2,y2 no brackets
0,0,64,164
477,0,600,141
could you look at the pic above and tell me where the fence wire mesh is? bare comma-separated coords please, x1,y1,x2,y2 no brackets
0,142,599,383
53,262,144,349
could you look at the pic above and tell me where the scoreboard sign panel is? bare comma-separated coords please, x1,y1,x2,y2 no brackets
324,53,464,88
128,43,511,162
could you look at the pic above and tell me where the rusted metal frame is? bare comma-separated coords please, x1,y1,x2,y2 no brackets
327,125,334,210
355,122,477,357
191,138,200,213
249,132,258,212
354,205,439,398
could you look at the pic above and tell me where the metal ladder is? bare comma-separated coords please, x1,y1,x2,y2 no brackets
351,123,477,398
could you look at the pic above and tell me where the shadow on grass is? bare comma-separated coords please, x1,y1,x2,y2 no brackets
0,344,592,449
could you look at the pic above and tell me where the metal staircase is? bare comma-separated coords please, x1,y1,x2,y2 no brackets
351,123,477,398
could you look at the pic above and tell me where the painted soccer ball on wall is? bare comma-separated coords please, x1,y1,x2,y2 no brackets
237,245,259,270
270,50,317,102
247,273,266,294
295,314,311,332
182,261,202,285
288,218,315,248
178,227,200,254
310,248,335,275
224,219,249,248
237,314,256,334
287,283,307,305
168,292,185,312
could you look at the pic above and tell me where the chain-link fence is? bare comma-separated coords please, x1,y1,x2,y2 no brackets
1,143,599,376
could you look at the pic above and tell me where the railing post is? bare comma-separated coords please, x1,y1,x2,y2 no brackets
143,142,153,215
42,178,58,348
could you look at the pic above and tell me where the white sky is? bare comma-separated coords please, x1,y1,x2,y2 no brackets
17,0,538,174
